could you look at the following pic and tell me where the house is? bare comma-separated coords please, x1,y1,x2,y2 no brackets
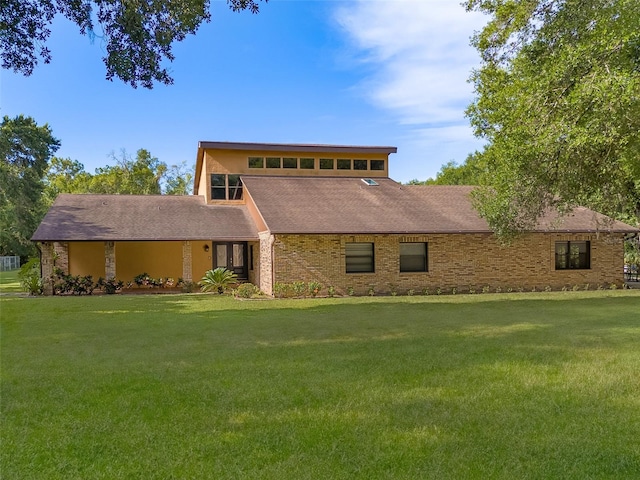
32,141,638,295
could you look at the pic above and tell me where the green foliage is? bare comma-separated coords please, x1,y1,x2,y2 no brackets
307,281,322,297
409,153,486,186
44,150,194,199
273,282,289,298
199,267,238,294
234,282,261,298
465,0,640,236
53,272,96,295
17,258,42,295
0,115,60,258
291,281,307,297
97,277,124,294
1,0,266,88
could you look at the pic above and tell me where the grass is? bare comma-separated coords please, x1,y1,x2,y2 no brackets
2,291,640,479
0,269,22,293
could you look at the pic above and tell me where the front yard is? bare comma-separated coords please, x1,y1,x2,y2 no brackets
2,291,640,479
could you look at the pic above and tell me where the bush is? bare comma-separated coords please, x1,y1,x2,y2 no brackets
234,283,261,298
18,258,42,295
53,273,95,295
200,268,238,294
307,281,322,297
97,277,124,294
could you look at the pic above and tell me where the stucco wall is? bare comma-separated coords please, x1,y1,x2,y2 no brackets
115,241,183,282
272,233,625,295
68,242,105,278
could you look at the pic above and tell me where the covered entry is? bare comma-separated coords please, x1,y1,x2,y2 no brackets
213,242,248,280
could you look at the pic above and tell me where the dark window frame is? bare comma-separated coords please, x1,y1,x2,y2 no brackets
210,173,243,200
346,242,375,273
400,242,428,272
370,160,385,171
555,241,591,270
299,157,315,169
353,159,367,170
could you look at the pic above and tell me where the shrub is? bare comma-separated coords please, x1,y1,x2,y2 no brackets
200,268,238,294
97,277,124,294
18,258,42,295
307,281,322,297
235,283,261,298
327,285,336,297
53,273,95,295
347,286,355,296
291,281,307,297
273,282,289,298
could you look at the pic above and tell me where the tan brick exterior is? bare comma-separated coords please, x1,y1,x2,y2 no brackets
182,241,193,282
272,232,626,295
105,241,116,279
258,231,275,295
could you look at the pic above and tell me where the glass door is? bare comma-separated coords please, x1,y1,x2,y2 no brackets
213,242,248,280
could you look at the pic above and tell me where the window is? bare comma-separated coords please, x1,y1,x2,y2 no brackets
320,158,334,170
228,175,243,200
337,159,351,170
555,241,590,269
346,242,374,273
370,160,385,171
266,157,281,168
248,157,264,168
211,174,242,200
300,157,314,169
354,159,367,170
210,174,226,200
283,157,297,169
400,243,428,272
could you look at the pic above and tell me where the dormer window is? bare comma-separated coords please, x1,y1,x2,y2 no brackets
211,174,243,200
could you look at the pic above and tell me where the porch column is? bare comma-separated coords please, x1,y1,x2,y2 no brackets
182,241,192,283
40,242,55,295
105,241,116,279
258,231,275,296
53,242,69,275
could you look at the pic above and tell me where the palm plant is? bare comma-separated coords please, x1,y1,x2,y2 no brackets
199,268,238,294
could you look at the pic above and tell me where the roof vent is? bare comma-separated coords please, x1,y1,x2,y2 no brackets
361,178,379,186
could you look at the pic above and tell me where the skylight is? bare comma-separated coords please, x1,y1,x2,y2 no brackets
361,178,379,186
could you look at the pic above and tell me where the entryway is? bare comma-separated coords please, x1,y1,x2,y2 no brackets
213,242,248,280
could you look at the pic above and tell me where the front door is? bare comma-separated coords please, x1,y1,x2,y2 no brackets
213,242,248,280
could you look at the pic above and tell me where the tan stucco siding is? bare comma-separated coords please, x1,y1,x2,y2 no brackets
68,242,105,278
272,233,625,295
191,240,212,284
115,241,183,282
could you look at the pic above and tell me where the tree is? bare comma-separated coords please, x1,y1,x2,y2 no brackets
0,115,60,258
408,153,485,186
164,161,194,195
465,0,640,237
44,149,194,197
1,0,267,88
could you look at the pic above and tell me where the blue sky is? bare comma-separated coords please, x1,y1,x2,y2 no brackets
1,0,487,183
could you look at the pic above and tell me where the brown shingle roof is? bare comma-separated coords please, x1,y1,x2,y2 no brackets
242,177,638,234
31,194,259,241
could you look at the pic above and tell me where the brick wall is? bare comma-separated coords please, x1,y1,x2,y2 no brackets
272,232,625,295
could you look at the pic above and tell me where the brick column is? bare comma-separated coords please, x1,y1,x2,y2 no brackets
258,231,274,295
40,242,55,295
53,242,69,274
105,241,116,279
182,241,192,282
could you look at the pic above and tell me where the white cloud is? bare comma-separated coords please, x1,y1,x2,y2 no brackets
334,0,487,178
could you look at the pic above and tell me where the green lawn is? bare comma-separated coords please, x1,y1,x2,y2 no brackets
2,291,640,479
0,269,22,293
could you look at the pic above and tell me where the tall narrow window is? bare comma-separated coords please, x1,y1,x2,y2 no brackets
400,243,428,272
211,174,226,200
555,241,590,269
346,242,374,273
228,175,243,200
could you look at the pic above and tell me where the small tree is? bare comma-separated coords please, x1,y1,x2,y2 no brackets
200,268,238,294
